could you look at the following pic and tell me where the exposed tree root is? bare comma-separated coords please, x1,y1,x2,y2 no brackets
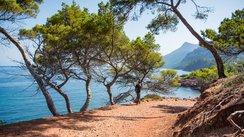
174,74,244,137
227,110,244,137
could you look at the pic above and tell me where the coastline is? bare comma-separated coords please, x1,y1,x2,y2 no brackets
0,66,200,125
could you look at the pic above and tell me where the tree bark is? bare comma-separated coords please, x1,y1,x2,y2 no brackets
103,75,118,105
60,91,73,113
80,78,92,111
35,79,60,116
106,85,115,105
46,82,72,113
172,8,226,78
0,27,60,116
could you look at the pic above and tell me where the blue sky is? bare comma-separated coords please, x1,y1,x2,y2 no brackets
0,0,243,66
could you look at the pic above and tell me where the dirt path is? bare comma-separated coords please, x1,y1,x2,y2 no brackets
0,99,195,137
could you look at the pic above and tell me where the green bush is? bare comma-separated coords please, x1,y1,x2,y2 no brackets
187,67,218,83
225,61,244,76
185,61,244,84
142,94,164,101
151,69,180,86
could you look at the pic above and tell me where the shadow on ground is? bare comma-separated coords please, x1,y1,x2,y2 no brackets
152,105,189,113
0,112,95,137
0,106,164,137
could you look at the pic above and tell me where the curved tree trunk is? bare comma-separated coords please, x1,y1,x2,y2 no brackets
80,78,92,111
0,27,60,116
35,79,60,116
106,85,115,105
46,82,72,113
173,8,226,78
60,91,73,113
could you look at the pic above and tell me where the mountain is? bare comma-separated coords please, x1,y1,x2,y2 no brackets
225,53,244,62
164,42,244,71
175,47,215,71
175,47,244,71
163,42,199,68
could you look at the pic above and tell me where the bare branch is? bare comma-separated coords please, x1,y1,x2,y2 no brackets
155,0,172,7
175,0,182,8
190,0,213,20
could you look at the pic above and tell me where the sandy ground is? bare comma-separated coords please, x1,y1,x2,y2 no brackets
0,99,195,137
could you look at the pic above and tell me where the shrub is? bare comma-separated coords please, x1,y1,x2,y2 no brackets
142,94,164,101
188,67,218,83
185,61,244,84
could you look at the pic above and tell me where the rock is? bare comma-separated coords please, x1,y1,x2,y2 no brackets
179,78,207,92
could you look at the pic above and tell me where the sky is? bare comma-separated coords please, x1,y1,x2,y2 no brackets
0,0,243,66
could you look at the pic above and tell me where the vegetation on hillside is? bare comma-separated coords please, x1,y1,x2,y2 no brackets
163,42,198,68
175,47,215,71
181,61,244,88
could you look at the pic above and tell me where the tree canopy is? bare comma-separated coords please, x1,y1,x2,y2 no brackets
202,9,244,56
0,0,61,116
19,1,167,109
0,0,43,22
20,2,98,112
111,0,226,78
111,0,212,34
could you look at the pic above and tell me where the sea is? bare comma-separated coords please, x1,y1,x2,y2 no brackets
0,66,200,124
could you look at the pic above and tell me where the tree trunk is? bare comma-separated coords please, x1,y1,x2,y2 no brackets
45,80,72,113
61,91,73,113
0,27,60,116
172,8,226,78
106,85,115,105
80,78,92,111
35,79,60,116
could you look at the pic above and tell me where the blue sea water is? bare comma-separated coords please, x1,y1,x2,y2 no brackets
0,66,200,124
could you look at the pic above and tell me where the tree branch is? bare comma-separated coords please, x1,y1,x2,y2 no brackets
175,0,182,8
155,0,172,7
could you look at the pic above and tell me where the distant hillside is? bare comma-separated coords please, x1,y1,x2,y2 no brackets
176,48,244,71
163,42,198,68
223,52,244,62
175,47,215,71
164,42,244,71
